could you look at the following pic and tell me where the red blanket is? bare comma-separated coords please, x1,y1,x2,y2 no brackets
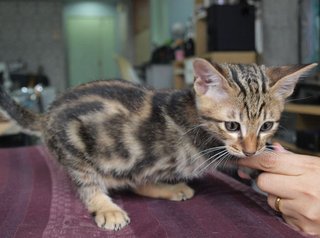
0,146,306,238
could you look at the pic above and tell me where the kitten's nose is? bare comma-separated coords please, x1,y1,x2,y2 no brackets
243,151,256,157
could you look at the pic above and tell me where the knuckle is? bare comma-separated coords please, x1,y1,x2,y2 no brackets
259,154,277,170
303,202,320,221
299,223,318,235
308,161,320,174
302,189,320,202
266,196,274,208
256,173,268,190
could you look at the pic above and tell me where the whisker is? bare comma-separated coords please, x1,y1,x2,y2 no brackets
219,154,233,170
285,96,314,103
194,126,201,144
201,134,214,146
277,124,289,133
195,150,225,170
177,124,208,148
196,150,229,175
181,124,206,136
206,151,230,171
193,149,227,173
190,146,227,162
216,153,231,169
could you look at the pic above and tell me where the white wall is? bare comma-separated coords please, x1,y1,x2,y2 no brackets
150,0,194,46
0,0,66,92
63,1,119,57
63,0,133,77
262,0,299,65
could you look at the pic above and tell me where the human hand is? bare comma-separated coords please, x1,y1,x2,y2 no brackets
238,143,320,236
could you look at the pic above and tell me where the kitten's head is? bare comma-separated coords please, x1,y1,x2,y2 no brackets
193,58,317,158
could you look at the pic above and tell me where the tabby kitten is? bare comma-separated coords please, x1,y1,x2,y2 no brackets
0,58,316,231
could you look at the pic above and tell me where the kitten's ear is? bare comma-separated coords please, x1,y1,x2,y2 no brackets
193,58,230,98
267,63,318,99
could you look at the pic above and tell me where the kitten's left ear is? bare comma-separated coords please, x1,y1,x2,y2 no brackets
267,63,318,99
193,58,231,99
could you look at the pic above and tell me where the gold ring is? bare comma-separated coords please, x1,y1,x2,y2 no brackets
275,197,282,213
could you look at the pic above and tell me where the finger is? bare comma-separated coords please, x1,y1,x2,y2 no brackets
237,169,251,180
283,214,320,236
268,197,302,231
268,194,293,215
268,194,306,219
237,166,258,180
268,194,284,213
282,215,302,232
256,173,299,199
269,195,320,236
237,151,310,176
268,194,302,221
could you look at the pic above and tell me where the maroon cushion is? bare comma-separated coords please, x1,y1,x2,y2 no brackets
0,146,306,238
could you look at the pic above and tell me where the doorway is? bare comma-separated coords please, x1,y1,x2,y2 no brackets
66,17,117,87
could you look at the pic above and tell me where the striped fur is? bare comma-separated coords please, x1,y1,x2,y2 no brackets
0,58,316,231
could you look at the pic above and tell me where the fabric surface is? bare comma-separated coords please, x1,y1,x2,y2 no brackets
0,145,307,238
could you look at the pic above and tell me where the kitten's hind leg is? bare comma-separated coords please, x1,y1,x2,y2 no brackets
133,182,194,201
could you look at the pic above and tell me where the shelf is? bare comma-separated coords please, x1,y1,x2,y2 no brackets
284,103,320,116
173,69,184,76
0,121,21,136
273,138,320,156
200,51,257,64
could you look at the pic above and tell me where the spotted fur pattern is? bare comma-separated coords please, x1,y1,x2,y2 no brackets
0,58,316,231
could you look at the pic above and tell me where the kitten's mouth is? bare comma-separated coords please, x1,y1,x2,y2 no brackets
227,147,247,159
227,146,266,159
226,146,247,158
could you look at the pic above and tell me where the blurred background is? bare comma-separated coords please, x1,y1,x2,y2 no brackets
0,0,320,155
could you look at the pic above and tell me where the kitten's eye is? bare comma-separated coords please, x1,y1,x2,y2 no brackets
260,121,274,132
225,121,240,132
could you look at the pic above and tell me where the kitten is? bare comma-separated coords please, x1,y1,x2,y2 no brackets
0,58,316,231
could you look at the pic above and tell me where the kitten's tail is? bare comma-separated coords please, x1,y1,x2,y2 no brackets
0,87,43,136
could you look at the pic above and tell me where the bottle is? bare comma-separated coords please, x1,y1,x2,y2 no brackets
184,17,195,57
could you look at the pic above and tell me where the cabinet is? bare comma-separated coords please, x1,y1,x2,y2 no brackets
132,0,151,65
173,51,257,89
173,0,257,89
274,103,320,156
146,65,173,89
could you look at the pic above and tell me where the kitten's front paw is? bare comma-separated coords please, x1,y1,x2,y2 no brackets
169,183,195,201
95,209,130,231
